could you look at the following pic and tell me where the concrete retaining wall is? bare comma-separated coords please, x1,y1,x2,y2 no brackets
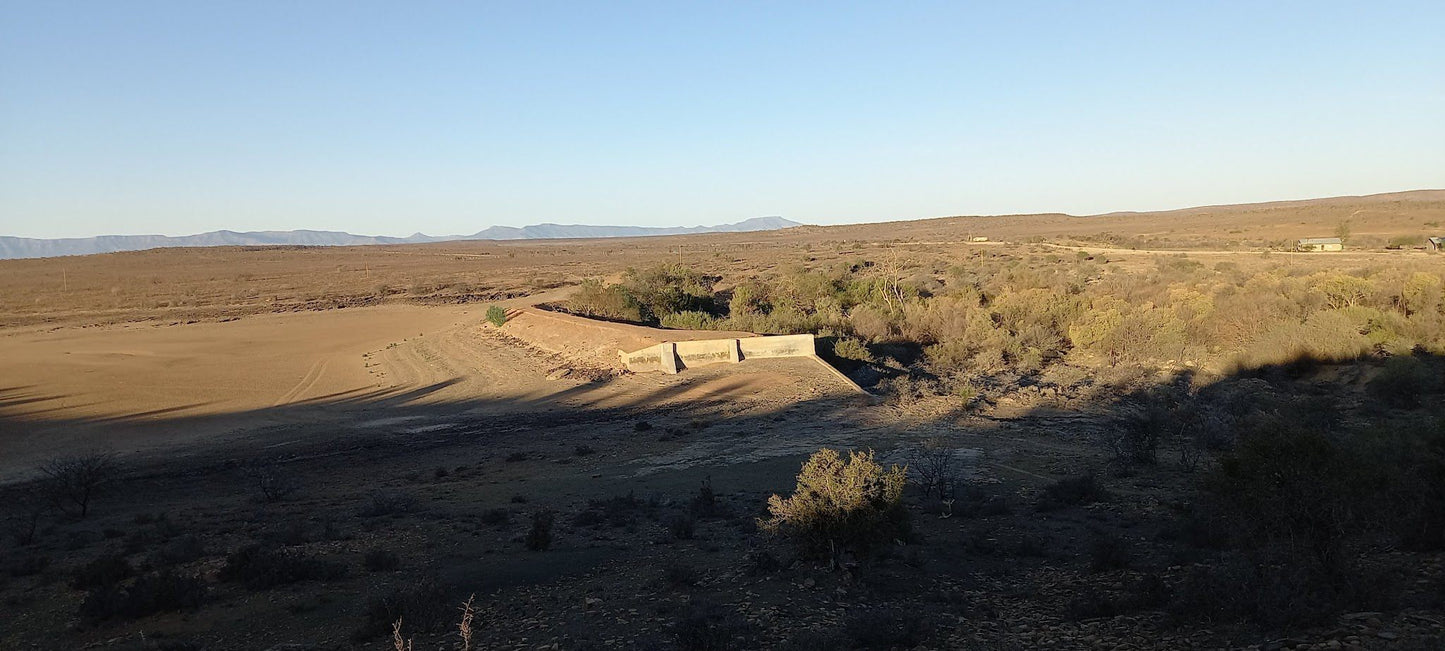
618,333,870,397
675,338,741,367
621,334,814,374
622,342,678,374
738,334,815,359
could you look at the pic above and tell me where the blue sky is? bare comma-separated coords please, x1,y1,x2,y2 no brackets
1,1,1442,238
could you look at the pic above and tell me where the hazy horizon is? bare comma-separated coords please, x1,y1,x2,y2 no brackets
4,189,1444,242
3,2,1443,239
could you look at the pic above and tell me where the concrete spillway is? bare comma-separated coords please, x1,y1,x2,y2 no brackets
620,334,870,396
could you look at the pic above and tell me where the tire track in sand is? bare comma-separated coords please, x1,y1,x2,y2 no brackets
273,359,329,406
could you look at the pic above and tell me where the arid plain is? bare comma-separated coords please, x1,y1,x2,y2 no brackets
2,191,1444,650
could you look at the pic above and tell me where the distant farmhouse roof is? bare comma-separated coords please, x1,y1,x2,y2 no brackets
1296,237,1344,252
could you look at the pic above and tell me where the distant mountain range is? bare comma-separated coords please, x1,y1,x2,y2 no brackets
0,216,802,260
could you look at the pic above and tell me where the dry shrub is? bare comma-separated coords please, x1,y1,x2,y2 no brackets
240,460,300,503
759,449,908,565
38,451,118,518
848,304,894,341
909,439,960,499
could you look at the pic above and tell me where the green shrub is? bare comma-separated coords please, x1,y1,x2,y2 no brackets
661,310,718,330
759,449,908,564
621,264,718,322
485,305,508,326
828,336,874,364
566,279,644,322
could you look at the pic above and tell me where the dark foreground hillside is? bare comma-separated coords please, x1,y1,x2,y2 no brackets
2,351,1442,650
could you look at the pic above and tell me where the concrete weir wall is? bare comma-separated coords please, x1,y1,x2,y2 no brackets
674,338,741,367
738,334,815,359
621,334,813,374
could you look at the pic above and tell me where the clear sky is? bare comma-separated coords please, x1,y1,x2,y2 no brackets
2,1,1442,239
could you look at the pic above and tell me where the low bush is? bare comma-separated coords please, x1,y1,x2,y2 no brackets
217,544,347,590
909,439,960,499
843,606,936,649
79,570,206,622
660,310,717,330
38,451,119,518
674,601,753,651
5,484,48,546
1171,557,1396,628
363,548,400,572
152,534,207,566
666,514,696,540
358,490,418,517
1367,356,1442,409
485,305,508,326
743,548,783,576
525,511,554,551
6,554,50,577
353,576,455,642
827,336,874,365
1036,474,1109,511
480,508,511,526
71,553,134,590
565,279,645,323
759,448,908,566
1088,534,1133,573
1178,414,1444,625
584,492,649,528
690,479,718,518
240,460,300,503
663,561,699,588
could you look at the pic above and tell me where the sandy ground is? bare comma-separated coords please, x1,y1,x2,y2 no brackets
0,301,857,481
